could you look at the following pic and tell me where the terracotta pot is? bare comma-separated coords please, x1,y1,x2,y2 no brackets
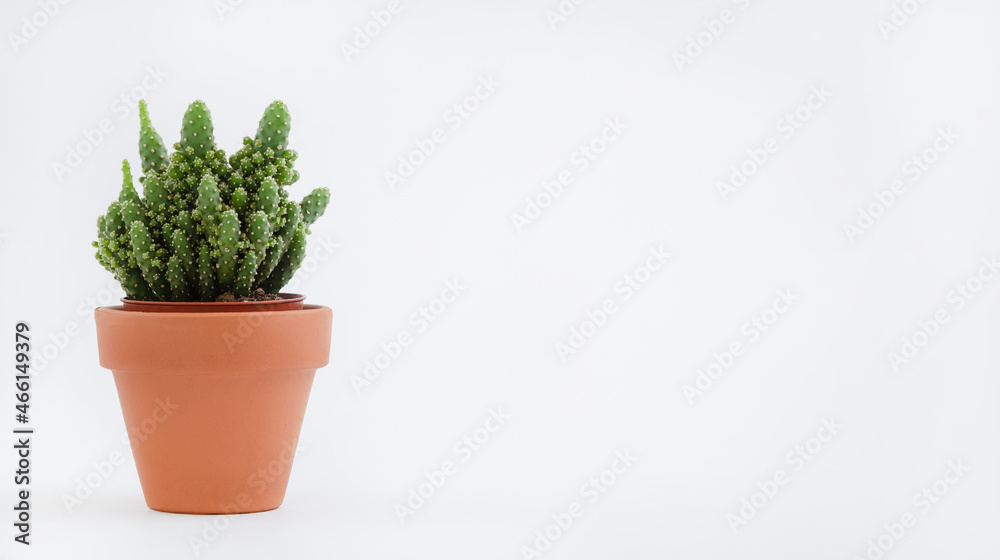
94,294,331,514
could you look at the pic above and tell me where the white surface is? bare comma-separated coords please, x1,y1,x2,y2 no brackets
1,0,999,559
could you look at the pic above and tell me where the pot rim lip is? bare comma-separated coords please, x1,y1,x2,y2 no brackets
121,292,304,307
95,303,329,317
117,292,306,312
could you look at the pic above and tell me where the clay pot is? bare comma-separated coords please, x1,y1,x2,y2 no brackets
94,294,331,514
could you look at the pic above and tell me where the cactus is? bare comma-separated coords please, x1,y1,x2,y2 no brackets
257,235,286,284
247,211,272,259
300,187,331,227
180,100,215,159
197,245,216,301
119,200,146,229
230,187,248,211
197,175,223,227
234,251,259,298
255,100,290,157
143,174,170,213
260,226,307,294
93,100,331,301
138,101,168,172
129,221,168,299
216,209,241,287
167,255,192,301
254,177,280,216
119,160,141,206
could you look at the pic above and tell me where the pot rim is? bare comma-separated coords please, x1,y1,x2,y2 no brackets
120,293,305,313
95,304,332,372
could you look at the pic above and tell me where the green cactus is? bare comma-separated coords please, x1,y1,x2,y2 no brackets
255,100,291,157
122,268,155,301
234,251,259,298
247,211,271,258
171,228,195,277
257,201,300,282
197,175,222,227
197,245,217,301
93,100,330,301
104,202,124,239
261,226,306,294
216,209,241,287
257,235,286,283
167,255,192,301
138,101,168,172
277,200,302,242
175,211,197,248
129,221,168,299
119,199,147,228
180,100,215,159
255,177,280,216
300,187,331,227
96,215,108,240
143,174,170,213
230,187,248,212
119,160,141,206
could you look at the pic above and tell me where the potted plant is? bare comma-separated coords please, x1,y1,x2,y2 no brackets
93,99,332,514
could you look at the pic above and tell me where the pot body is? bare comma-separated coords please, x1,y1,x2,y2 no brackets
95,303,332,514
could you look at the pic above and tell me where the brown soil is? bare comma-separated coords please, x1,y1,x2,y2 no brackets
215,289,282,303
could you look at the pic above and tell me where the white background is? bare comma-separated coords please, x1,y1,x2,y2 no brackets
2,0,999,558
